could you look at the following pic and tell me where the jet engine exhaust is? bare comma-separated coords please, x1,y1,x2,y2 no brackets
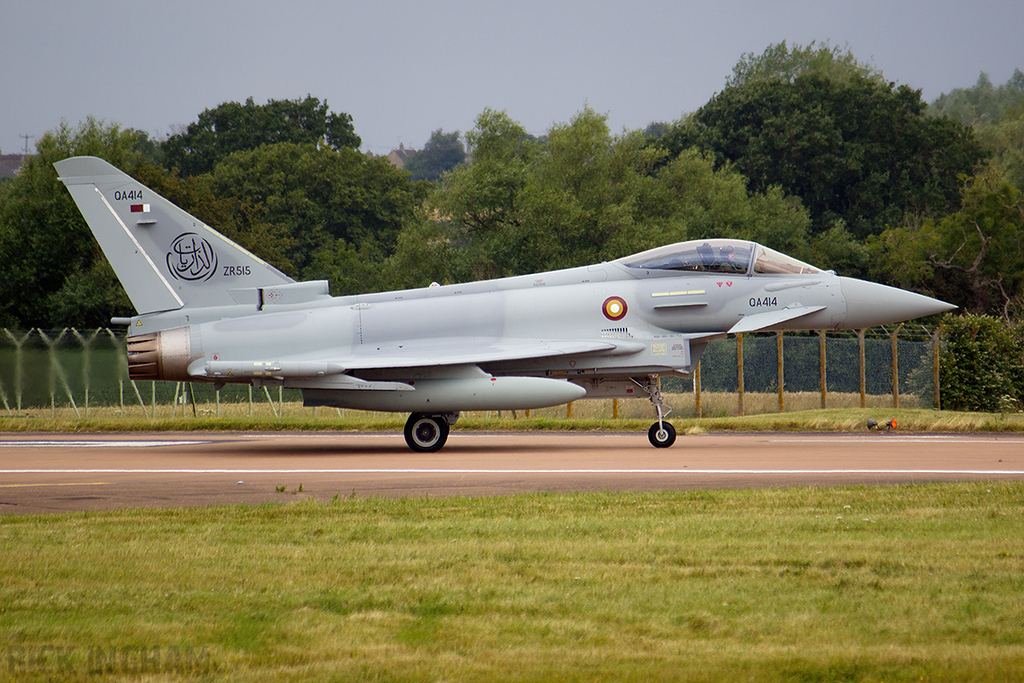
126,327,197,382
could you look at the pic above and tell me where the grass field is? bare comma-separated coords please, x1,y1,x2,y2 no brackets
2,484,1023,682
3,400,1023,681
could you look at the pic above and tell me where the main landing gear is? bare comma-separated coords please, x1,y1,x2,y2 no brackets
404,412,459,452
402,376,677,451
635,374,676,448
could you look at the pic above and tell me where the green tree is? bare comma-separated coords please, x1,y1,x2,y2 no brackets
132,162,295,276
0,118,148,328
416,108,667,281
671,73,985,240
0,119,279,328
402,129,467,183
0,115,422,328
418,109,541,282
806,221,870,279
725,40,885,88
869,165,1024,320
163,96,360,176
394,107,814,287
938,313,1024,411
518,108,667,270
652,149,811,257
643,122,672,139
975,106,1024,192
928,69,1024,126
384,215,458,289
209,142,427,293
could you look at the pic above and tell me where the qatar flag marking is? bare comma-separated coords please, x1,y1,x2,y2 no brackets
130,204,151,213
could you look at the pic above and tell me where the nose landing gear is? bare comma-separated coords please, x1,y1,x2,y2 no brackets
648,420,676,448
634,375,677,448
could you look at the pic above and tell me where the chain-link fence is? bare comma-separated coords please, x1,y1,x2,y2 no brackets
1,327,942,419
684,326,941,415
0,328,300,418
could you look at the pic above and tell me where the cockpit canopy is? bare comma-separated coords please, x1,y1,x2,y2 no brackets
618,239,820,276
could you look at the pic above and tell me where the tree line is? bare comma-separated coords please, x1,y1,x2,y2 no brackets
1,44,1022,338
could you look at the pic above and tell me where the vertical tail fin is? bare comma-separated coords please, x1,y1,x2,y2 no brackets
55,156,293,314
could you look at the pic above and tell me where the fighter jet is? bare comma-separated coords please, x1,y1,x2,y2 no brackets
55,156,956,451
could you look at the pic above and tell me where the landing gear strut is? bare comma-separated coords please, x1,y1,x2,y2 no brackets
635,375,676,448
404,412,458,452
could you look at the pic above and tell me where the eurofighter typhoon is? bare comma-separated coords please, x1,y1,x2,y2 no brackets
56,156,955,451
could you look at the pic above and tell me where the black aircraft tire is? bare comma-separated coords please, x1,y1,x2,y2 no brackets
648,422,677,448
404,413,450,453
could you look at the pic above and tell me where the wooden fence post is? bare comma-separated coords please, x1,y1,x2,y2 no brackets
694,362,702,417
891,324,903,409
858,329,866,408
818,330,827,409
736,333,744,416
776,331,785,412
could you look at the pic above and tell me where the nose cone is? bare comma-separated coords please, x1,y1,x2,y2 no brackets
838,277,957,329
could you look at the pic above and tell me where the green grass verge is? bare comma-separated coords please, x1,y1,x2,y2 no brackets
3,484,1023,682
2,404,1023,434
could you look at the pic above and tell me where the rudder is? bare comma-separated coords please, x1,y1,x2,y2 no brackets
55,156,293,314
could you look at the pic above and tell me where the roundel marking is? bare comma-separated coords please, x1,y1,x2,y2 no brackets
602,296,628,321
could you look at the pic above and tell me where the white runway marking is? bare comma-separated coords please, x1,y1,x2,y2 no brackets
769,437,1024,444
4,434,1023,448
3,468,1023,476
0,440,205,448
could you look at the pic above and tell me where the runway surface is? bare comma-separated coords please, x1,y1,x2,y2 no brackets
2,431,1023,515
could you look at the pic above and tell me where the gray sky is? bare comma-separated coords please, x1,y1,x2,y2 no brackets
2,0,1022,157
